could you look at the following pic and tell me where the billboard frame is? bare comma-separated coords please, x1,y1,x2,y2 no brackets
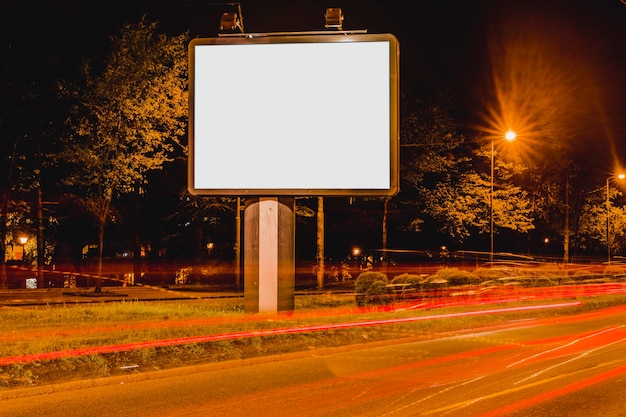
188,32,400,197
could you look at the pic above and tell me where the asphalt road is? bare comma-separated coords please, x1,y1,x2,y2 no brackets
1,305,626,416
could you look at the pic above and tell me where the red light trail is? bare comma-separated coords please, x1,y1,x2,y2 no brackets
0,302,581,367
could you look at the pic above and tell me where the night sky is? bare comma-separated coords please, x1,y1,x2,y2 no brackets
3,0,626,172
2,0,626,258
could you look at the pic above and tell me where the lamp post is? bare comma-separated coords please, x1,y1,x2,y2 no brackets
490,130,516,264
606,173,625,264
16,235,29,261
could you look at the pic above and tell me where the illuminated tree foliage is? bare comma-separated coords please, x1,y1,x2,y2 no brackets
60,16,188,289
397,88,534,247
426,169,534,242
578,188,626,258
396,90,465,235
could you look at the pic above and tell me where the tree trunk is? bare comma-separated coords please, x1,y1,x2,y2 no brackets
235,197,241,292
381,197,390,276
36,186,45,287
0,192,8,288
95,192,112,293
0,139,19,289
316,197,324,289
133,187,142,287
563,175,570,263
0,212,7,289
95,215,105,293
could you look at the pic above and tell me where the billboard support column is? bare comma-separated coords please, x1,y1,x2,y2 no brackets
244,197,295,313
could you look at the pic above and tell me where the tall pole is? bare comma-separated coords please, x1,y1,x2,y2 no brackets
563,174,570,263
490,139,494,264
235,197,241,292
316,197,324,289
607,178,611,265
490,130,516,265
606,173,626,265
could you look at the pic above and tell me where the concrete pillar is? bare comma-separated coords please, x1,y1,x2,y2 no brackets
244,197,295,313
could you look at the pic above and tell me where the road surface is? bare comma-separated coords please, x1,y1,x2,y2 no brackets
2,305,626,416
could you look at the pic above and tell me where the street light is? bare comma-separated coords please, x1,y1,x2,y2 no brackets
218,3,244,34
606,173,625,264
15,235,29,261
352,247,361,271
490,129,516,264
324,8,344,30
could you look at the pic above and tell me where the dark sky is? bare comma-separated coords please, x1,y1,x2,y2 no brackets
6,0,625,84
3,0,626,173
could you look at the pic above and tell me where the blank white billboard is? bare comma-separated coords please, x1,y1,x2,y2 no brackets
188,33,399,196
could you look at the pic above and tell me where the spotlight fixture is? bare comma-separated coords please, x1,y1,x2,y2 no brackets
324,8,344,30
219,12,244,33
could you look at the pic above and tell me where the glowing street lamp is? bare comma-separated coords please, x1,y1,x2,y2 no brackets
15,235,29,261
505,129,516,141
606,173,626,264
352,247,361,271
490,130,516,263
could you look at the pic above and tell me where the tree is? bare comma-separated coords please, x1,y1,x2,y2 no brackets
394,86,535,250
426,169,534,242
394,89,466,242
166,191,236,259
0,134,25,288
578,187,626,260
0,6,69,289
60,16,188,291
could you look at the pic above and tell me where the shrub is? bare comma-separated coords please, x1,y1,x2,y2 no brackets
432,268,480,286
572,270,600,282
519,276,555,287
421,276,448,291
390,273,423,289
473,268,505,281
354,271,387,294
354,271,390,306
390,273,409,284
365,280,395,306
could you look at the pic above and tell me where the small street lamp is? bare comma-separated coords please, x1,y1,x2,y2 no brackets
606,173,625,264
352,247,361,272
16,235,29,261
490,130,516,263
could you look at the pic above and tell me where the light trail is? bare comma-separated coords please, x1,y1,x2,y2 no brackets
513,334,626,385
0,302,580,367
4,283,619,345
476,363,626,417
507,326,624,368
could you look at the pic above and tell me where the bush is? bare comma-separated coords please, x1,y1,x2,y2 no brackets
432,268,480,286
354,271,387,293
519,276,555,287
473,268,505,281
572,270,600,282
390,273,423,289
365,280,394,306
420,276,448,291
354,271,390,306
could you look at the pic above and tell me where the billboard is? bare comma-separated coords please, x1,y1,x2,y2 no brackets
188,33,399,196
